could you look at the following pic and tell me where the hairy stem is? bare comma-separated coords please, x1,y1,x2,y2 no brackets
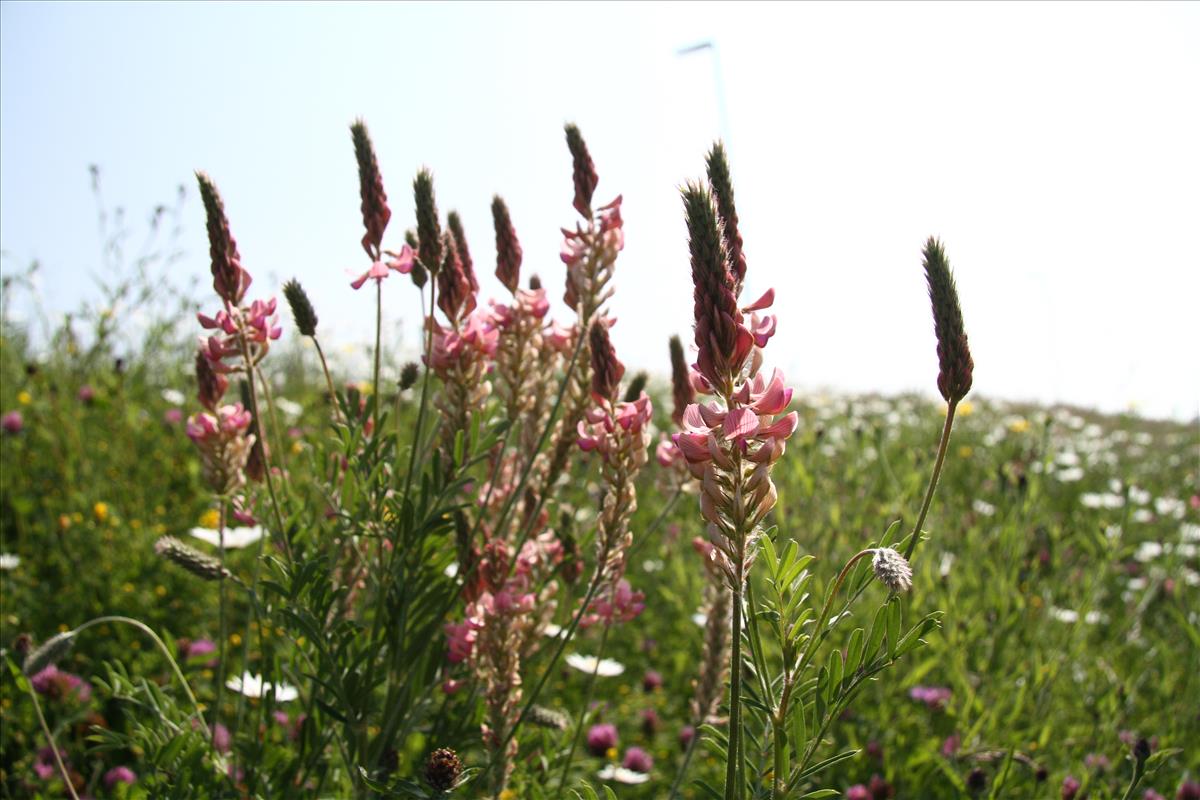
554,621,612,799
903,399,957,561
26,687,80,800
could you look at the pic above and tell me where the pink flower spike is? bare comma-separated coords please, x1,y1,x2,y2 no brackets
743,288,775,312
350,261,391,290
387,244,415,274
723,407,760,442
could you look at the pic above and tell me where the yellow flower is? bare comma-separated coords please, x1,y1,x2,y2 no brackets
1008,418,1030,434
154,585,167,598
58,514,72,531
957,446,974,459
122,582,135,593
958,400,974,417
198,508,220,529
229,633,242,646
499,792,516,800
17,391,31,405
290,440,304,455
93,502,109,523
605,747,618,761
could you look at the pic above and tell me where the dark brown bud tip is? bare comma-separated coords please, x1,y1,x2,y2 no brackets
588,319,625,401
668,334,694,426
623,371,649,403
446,211,477,292
565,123,598,219
923,237,974,404
492,195,524,293
283,279,318,337
196,171,251,305
706,141,746,289
398,362,420,391
413,168,442,274
195,351,228,412
351,119,391,259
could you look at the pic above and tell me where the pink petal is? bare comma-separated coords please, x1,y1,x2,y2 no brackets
723,407,760,441
743,287,775,312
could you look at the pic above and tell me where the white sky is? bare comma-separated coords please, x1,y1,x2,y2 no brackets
2,1,1198,420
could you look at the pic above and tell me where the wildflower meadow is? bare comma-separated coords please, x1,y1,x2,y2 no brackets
1,122,1197,800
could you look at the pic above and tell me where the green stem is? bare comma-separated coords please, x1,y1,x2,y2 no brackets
554,621,612,799
26,687,80,800
215,500,227,732
311,337,343,425
72,616,209,743
372,278,383,434
667,726,701,800
903,399,957,561
724,577,744,800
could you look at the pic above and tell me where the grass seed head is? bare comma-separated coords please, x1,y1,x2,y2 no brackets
22,631,75,677
282,279,318,337
154,536,231,582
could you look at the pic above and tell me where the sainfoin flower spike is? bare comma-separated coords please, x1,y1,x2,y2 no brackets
196,172,251,305
350,118,391,259
923,237,973,404
492,195,523,293
674,144,794,800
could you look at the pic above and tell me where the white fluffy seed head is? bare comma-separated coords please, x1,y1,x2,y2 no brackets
872,547,914,593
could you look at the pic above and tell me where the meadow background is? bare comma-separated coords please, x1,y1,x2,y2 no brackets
2,2,1198,799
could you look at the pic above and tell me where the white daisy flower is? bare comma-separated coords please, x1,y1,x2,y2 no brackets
692,612,707,628
542,623,563,638
565,654,625,677
162,388,186,405
1181,523,1200,543
190,526,265,550
1129,486,1151,505
1056,467,1085,483
1081,492,1124,510
226,672,299,702
0,553,19,571
1134,541,1165,563
972,499,996,517
1132,509,1154,524
1154,497,1185,519
597,765,650,784
275,398,304,420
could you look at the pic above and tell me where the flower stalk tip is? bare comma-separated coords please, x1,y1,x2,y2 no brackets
22,632,75,677
565,123,598,219
195,171,251,305
413,168,442,274
706,142,746,291
446,211,478,293
154,536,232,582
923,237,973,404
588,320,624,402
282,279,318,337
492,195,524,293
350,119,391,259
